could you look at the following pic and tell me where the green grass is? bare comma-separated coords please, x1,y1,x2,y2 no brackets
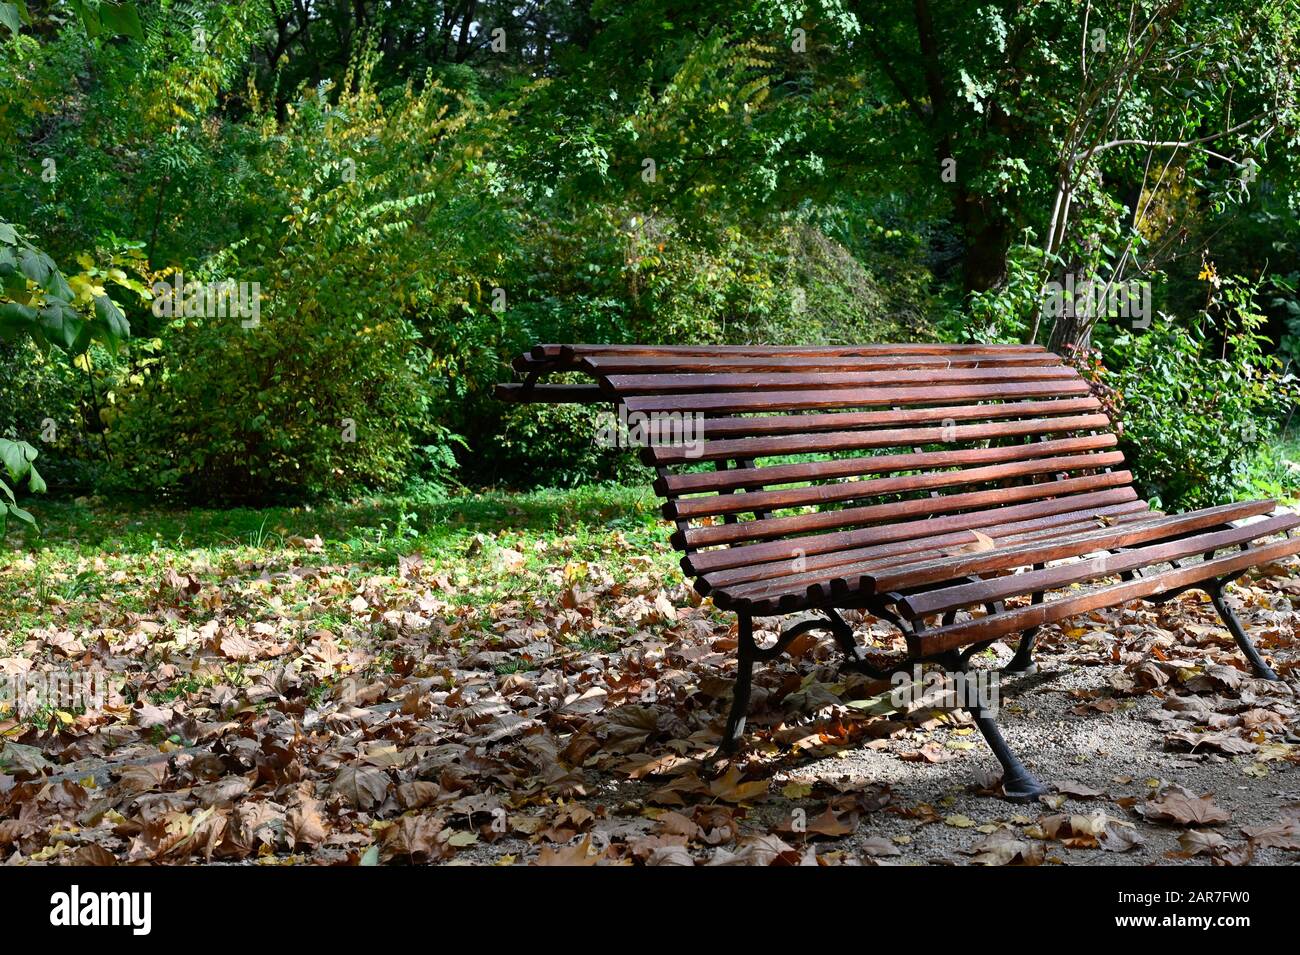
7,482,664,557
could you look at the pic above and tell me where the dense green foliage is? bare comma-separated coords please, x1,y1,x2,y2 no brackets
2,1,1299,507
1103,276,1299,508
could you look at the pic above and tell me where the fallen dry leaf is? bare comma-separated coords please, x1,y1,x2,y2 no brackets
1140,785,1231,826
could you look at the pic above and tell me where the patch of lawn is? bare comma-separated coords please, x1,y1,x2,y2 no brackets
5,482,662,555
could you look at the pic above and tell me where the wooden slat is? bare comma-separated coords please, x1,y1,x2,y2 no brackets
899,513,1300,620
605,365,1079,395
678,471,1135,549
651,413,1112,466
909,536,1300,655
852,500,1279,596
660,433,1116,496
540,343,1050,360
494,383,605,404
718,509,1161,611
624,380,1092,415
675,398,1103,442
510,354,562,373
581,353,1064,374
701,500,1153,591
667,450,1126,520
684,487,1144,575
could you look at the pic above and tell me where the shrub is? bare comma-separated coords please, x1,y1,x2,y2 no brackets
0,436,43,533
1104,280,1297,508
494,401,648,489
107,55,476,501
110,302,433,502
0,341,104,491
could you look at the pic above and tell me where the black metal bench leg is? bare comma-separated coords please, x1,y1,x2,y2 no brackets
1002,582,1044,674
948,652,1048,802
823,606,863,662
968,701,1050,802
1208,585,1279,680
719,611,755,754
1002,627,1039,674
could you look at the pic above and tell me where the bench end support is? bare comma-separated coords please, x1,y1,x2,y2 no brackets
1208,585,1279,681
969,706,1051,802
718,611,755,754
1001,627,1040,675
949,650,1050,802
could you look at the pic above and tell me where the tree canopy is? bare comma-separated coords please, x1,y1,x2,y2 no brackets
2,1,1299,505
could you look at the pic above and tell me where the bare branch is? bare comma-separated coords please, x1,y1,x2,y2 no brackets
1074,115,1268,163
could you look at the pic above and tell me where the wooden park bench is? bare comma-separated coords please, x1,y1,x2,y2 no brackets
497,343,1300,799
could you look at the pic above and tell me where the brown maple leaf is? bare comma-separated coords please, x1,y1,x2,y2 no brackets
1177,830,1228,856
1140,785,1230,826
286,795,329,848
330,763,391,811
1098,822,1146,853
707,766,770,804
967,829,1045,866
535,835,600,866
381,814,450,863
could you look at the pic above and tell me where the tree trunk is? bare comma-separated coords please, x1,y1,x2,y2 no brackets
1047,309,1091,355
959,200,1011,292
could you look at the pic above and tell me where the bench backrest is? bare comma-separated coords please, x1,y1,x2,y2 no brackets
501,344,1138,604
